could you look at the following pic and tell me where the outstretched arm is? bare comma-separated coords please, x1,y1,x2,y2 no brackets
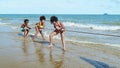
26,25,31,29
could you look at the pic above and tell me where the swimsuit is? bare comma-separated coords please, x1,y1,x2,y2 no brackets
54,23,64,32
20,24,29,32
20,28,23,32
36,22,44,29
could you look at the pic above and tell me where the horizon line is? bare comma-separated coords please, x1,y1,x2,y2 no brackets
0,13,120,15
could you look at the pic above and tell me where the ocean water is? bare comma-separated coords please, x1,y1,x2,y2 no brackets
0,14,120,47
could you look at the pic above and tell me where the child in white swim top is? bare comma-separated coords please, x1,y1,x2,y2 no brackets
20,19,31,38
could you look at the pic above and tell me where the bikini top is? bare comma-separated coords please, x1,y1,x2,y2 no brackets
36,22,44,29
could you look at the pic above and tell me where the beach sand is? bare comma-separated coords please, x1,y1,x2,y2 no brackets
0,32,120,68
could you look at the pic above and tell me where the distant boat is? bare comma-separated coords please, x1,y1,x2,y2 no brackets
104,13,108,15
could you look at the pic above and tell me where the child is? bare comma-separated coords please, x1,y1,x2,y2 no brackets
49,16,66,50
33,16,46,41
20,19,31,38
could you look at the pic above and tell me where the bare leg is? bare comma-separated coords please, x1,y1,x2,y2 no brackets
49,31,58,47
60,32,66,50
25,29,29,37
39,30,45,40
24,30,27,38
33,26,39,41
33,32,38,41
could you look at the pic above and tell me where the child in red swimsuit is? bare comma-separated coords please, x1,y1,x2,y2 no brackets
49,16,66,51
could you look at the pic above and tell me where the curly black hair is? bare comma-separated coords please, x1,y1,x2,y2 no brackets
50,16,58,24
24,19,29,23
40,16,46,21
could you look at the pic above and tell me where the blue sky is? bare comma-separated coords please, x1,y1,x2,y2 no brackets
0,0,120,14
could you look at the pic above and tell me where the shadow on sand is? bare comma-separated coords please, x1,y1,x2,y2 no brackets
18,33,23,36
34,40,50,45
80,57,114,68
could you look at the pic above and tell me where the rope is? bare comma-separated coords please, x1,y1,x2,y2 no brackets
44,28,120,37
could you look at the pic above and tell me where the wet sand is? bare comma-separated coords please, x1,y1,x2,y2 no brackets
0,32,120,68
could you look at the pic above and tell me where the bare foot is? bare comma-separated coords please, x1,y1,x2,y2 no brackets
63,47,66,51
48,45,53,48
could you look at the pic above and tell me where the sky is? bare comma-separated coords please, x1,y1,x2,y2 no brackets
0,0,120,14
